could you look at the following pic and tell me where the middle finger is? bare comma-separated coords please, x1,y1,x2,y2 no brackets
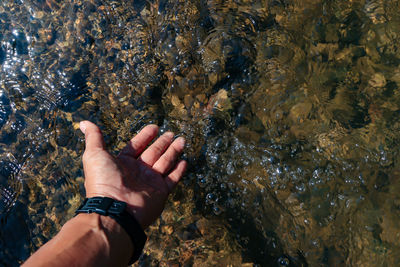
138,132,174,166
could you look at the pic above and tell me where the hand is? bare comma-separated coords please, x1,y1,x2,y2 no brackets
79,121,187,229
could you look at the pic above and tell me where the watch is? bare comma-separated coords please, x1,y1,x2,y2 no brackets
75,197,147,264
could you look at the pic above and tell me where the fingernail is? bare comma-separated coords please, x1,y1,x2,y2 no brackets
164,132,174,138
79,121,86,134
177,137,185,147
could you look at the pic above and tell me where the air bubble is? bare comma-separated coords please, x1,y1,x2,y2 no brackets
277,256,290,266
213,205,222,215
206,193,216,204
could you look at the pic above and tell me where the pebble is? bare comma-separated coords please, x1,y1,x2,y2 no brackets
162,225,174,235
369,73,386,88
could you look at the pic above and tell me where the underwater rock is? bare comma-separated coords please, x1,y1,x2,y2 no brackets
369,73,386,88
289,102,312,123
206,89,232,113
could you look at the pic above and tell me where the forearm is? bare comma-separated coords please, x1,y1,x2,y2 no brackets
23,213,133,267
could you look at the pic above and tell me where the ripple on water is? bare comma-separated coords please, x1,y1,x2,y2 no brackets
0,45,5,65
1,0,400,266
0,93,10,129
0,160,21,218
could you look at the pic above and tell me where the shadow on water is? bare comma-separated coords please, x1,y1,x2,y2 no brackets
0,161,30,266
223,201,308,267
191,133,309,266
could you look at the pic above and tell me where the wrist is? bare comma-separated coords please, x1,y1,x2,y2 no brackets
75,197,147,264
86,191,147,229
73,213,134,265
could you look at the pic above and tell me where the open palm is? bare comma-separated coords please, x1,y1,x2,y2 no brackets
79,121,187,229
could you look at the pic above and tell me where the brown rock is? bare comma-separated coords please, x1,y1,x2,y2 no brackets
196,218,209,236
162,225,174,235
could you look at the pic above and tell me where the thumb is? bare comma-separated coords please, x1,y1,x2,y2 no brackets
79,121,105,151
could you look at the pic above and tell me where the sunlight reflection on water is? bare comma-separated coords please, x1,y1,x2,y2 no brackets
1,0,400,266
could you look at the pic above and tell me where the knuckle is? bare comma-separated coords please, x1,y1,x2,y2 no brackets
171,145,180,154
154,144,164,154
163,152,171,161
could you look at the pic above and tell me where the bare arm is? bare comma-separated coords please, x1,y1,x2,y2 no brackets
22,214,133,266
23,121,187,266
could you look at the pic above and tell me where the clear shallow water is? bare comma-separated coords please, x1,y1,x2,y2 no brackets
1,0,400,266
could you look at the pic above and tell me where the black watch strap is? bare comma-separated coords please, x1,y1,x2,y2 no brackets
75,197,147,264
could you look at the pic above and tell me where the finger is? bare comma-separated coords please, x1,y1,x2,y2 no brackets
165,160,187,192
139,132,174,166
80,121,105,151
152,137,185,174
119,124,159,158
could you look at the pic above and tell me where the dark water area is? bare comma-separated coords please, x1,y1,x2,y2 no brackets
1,0,400,266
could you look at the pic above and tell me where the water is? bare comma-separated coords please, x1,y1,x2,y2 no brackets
1,0,400,266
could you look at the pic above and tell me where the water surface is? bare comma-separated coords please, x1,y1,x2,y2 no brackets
1,0,400,266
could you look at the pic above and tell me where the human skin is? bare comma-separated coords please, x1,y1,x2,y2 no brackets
23,120,187,266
